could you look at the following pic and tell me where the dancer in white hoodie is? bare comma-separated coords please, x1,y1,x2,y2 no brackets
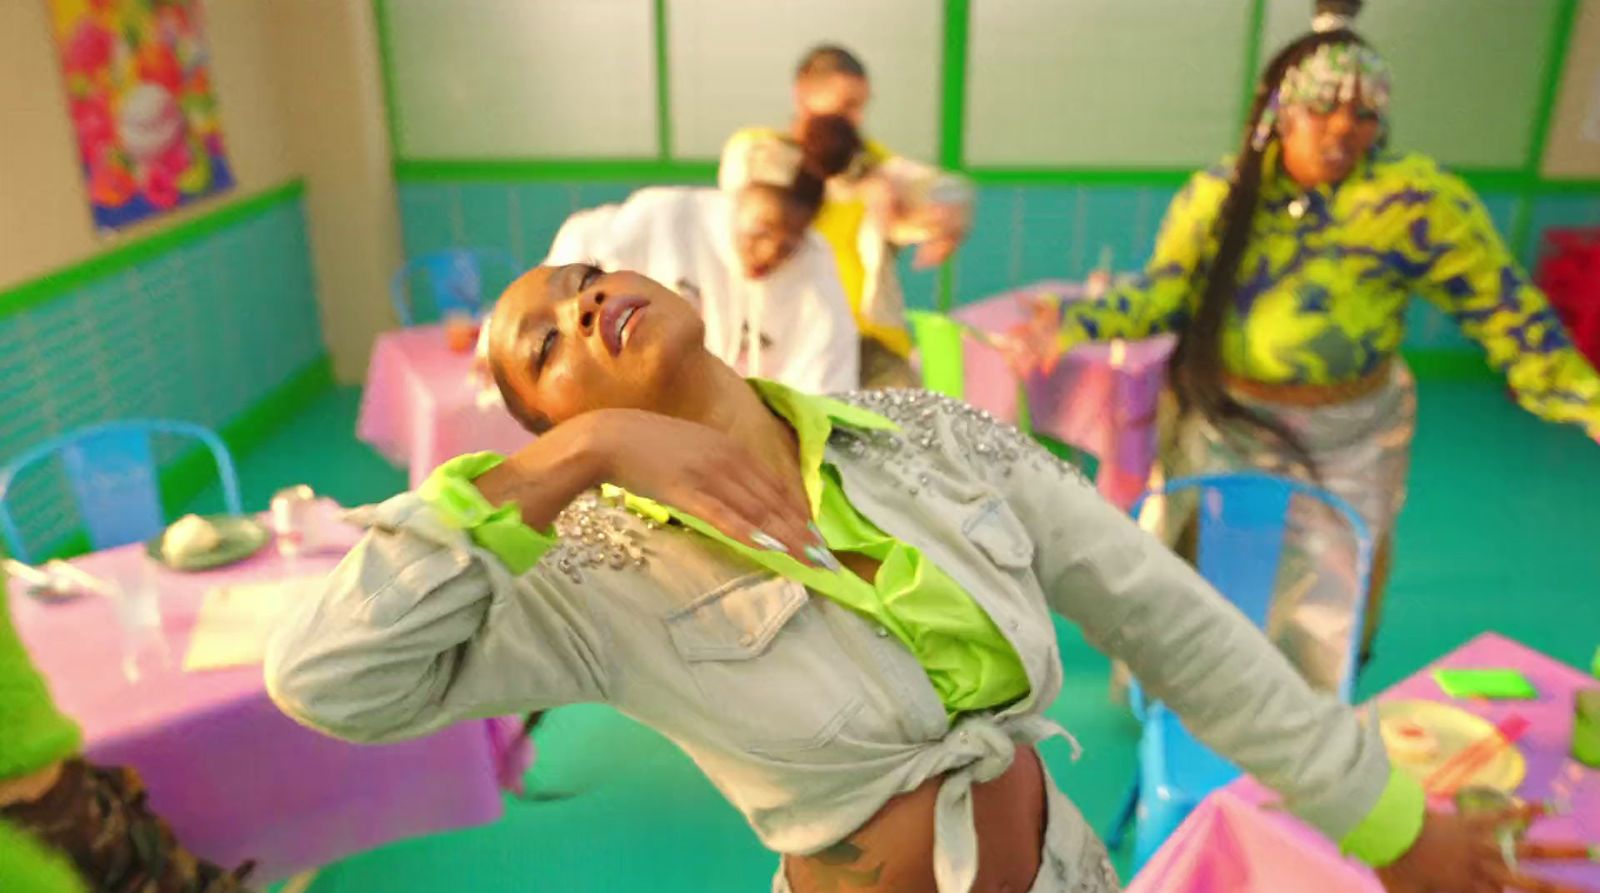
544,117,864,394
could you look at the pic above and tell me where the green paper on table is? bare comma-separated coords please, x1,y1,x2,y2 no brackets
1432,668,1539,701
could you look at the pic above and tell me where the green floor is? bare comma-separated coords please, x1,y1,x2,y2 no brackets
232,379,1598,892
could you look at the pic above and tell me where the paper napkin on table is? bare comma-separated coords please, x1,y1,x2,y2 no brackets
183,575,322,672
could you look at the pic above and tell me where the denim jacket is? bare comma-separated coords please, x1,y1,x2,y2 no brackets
266,390,1408,892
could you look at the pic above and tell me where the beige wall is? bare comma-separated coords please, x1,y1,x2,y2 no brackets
0,0,400,384
266,0,403,382
1543,0,1600,178
0,0,297,288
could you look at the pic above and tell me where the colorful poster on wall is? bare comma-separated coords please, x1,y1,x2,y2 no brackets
47,0,234,231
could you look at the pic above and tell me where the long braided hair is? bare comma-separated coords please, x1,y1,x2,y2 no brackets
1167,26,1376,474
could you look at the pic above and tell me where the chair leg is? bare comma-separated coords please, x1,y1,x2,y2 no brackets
1105,769,1140,851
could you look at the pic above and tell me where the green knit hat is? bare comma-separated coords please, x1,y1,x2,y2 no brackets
0,574,83,778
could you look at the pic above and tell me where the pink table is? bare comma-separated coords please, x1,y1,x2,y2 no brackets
9,516,508,883
954,281,1175,510
359,325,531,487
1129,634,1600,892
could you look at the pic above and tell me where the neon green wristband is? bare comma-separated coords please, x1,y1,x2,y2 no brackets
1339,768,1426,869
418,452,555,575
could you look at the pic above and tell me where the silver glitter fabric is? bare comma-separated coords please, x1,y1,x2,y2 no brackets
541,491,656,584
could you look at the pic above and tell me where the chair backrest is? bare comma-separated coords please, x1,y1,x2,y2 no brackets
0,420,242,563
390,248,521,326
1131,472,1374,700
907,310,966,399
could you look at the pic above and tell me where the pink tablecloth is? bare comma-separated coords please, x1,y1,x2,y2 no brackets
358,325,531,487
1129,634,1600,892
9,516,507,883
953,281,1175,510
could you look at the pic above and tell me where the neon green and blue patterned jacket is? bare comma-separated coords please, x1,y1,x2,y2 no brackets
1059,147,1600,438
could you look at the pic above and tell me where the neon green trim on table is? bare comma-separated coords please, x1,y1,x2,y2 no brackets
420,453,555,575
0,180,305,320
1339,768,1427,868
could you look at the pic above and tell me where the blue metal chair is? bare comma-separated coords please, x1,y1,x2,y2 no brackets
390,248,521,326
1106,472,1374,869
0,420,242,563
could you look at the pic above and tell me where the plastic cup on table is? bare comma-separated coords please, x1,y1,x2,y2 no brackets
115,558,171,684
444,310,480,353
1574,689,1600,768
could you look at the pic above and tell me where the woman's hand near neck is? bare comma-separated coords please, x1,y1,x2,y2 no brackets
476,350,820,563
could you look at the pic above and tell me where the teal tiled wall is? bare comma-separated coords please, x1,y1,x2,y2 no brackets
0,196,325,555
396,180,1600,350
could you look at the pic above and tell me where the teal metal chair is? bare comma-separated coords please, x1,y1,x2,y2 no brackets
0,419,241,563
1107,472,1374,869
391,248,521,326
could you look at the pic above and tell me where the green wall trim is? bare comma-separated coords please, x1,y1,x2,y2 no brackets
968,167,1197,188
935,0,971,311
391,159,1600,197
1535,178,1600,193
0,180,306,321
394,158,717,183
1513,0,1582,254
938,0,971,171
157,353,335,516
35,354,335,562
653,0,673,161
1525,0,1581,180
1236,0,1268,137
373,0,404,159
1401,348,1497,382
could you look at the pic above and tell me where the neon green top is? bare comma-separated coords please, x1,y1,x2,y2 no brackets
419,381,1425,866
423,380,1031,717
1058,147,1600,437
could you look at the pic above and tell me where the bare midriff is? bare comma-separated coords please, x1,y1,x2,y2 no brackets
783,743,1046,893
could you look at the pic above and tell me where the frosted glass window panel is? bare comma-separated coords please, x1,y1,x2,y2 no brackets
385,0,658,159
1261,0,1560,169
1542,0,1600,178
668,0,942,162
965,0,1252,168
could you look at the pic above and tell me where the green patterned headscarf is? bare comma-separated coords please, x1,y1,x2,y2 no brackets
1254,41,1391,150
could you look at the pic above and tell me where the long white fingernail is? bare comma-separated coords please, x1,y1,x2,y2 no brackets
805,546,841,572
751,531,787,552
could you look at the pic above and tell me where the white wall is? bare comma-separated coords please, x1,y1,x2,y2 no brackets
966,0,1253,168
1543,0,1600,178
667,0,943,161
384,0,659,159
1262,0,1561,169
